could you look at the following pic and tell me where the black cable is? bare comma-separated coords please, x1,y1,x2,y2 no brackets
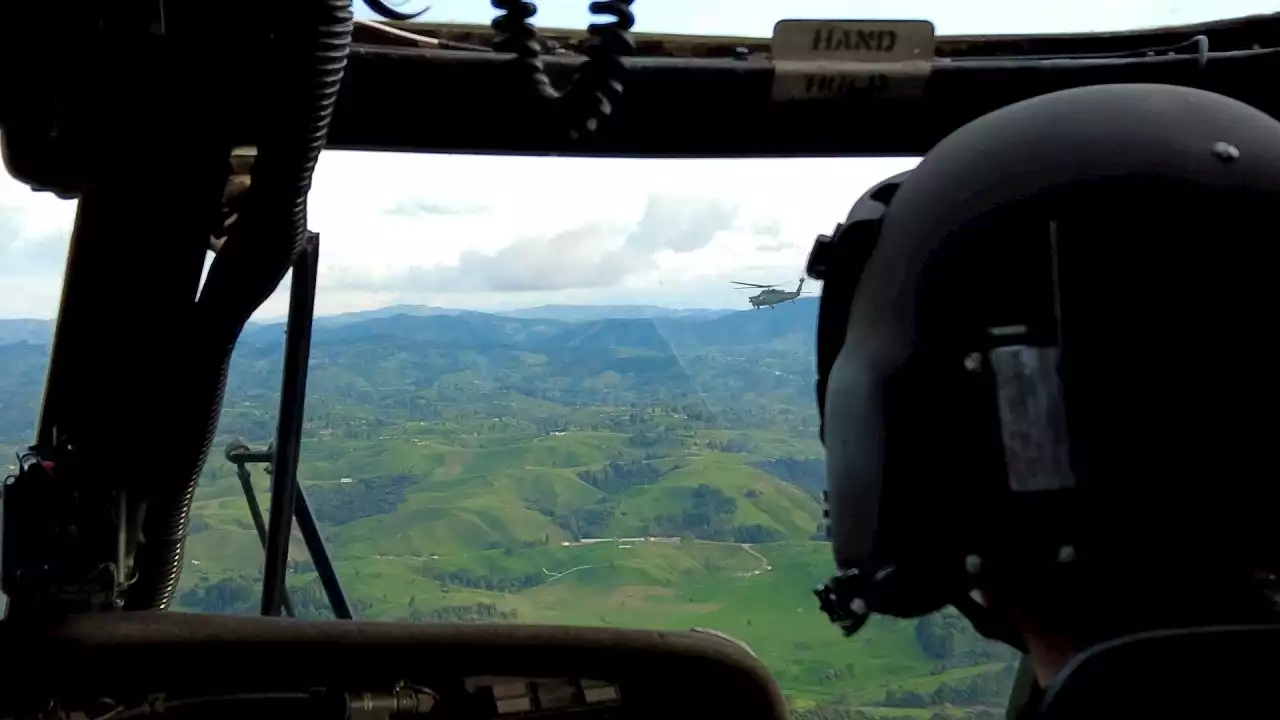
362,0,431,22
126,0,356,610
957,34,1212,63
490,0,635,141
109,693,320,720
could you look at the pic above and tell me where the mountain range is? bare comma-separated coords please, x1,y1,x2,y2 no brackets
0,299,819,447
0,295,1019,719
251,303,738,329
236,298,816,351
0,318,54,345
0,303,743,345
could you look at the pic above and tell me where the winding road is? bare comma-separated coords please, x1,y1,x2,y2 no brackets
740,543,770,572
542,564,598,582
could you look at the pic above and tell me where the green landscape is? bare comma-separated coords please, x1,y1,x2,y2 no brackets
0,298,1018,720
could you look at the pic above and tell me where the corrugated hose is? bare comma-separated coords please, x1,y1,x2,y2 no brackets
124,0,354,610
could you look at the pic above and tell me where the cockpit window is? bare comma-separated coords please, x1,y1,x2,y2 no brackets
4,153,1023,716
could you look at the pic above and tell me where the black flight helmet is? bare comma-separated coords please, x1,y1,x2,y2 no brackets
809,83,1280,644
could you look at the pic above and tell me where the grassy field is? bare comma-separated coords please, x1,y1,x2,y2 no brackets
2,304,1019,718
178,428,1017,717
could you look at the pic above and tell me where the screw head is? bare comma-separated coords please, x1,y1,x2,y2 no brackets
965,554,982,575
1212,141,1240,162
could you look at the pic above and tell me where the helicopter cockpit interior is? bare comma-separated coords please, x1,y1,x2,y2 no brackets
2,3,1279,720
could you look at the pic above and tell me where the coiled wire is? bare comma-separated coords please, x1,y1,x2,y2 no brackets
362,0,431,22
490,0,636,141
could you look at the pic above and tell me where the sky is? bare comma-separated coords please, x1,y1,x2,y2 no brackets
1,0,1273,320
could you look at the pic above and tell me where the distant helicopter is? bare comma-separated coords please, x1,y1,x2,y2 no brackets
731,278,810,309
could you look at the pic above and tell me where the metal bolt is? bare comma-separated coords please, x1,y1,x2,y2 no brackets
1057,545,1076,563
1212,141,1240,162
849,597,868,615
965,554,982,575
963,352,983,373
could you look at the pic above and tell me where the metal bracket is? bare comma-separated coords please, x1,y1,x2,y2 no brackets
229,232,353,620
2,452,129,615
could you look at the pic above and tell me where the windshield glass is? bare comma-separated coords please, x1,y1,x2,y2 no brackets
372,0,1277,36
4,151,1019,716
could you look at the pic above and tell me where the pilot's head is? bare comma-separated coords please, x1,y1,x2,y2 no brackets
809,83,1280,686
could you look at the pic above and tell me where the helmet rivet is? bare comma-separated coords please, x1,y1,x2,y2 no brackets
1212,141,1240,162
965,554,982,575
1058,545,1077,563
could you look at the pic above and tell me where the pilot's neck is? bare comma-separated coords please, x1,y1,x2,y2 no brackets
1024,633,1075,687
1013,609,1076,687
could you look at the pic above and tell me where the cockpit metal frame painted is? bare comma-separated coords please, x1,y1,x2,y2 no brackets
325,12,1280,157
1,3,1277,624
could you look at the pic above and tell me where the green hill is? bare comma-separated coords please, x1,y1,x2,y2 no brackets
0,303,1018,719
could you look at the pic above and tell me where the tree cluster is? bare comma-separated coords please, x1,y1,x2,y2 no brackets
881,663,1018,710
176,573,371,619
576,459,671,495
407,601,518,623
753,457,826,499
306,474,415,526
914,611,1020,668
421,568,546,593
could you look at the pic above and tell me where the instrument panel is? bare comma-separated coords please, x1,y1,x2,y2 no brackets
36,676,626,720
0,612,786,720
462,676,621,716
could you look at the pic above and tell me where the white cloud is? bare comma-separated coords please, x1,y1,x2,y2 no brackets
292,153,918,317
4,0,1272,320
0,177,76,318
0,152,918,319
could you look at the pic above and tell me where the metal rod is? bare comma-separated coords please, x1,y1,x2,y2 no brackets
273,230,352,618
293,483,354,619
231,458,295,617
259,232,320,617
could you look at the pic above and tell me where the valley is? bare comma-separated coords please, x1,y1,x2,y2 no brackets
0,298,1017,720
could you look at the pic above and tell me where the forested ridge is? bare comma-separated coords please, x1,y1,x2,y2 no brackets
0,299,1018,719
